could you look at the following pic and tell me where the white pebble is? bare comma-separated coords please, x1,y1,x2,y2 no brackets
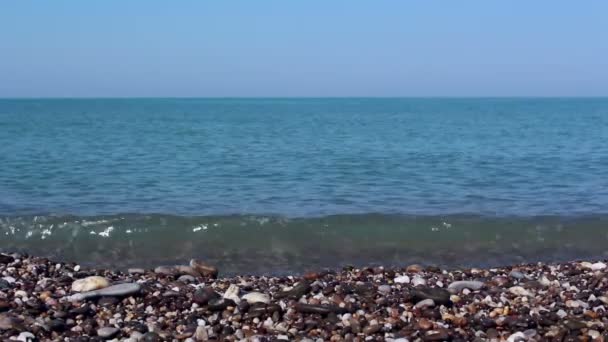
394,275,410,284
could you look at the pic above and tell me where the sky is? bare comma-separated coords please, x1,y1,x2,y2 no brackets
1,1,607,97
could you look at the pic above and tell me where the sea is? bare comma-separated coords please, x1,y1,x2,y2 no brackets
1,98,607,274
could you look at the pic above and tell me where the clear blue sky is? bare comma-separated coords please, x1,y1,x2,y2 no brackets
1,1,607,97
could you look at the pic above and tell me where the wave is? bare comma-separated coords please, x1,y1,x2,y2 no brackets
1,213,608,275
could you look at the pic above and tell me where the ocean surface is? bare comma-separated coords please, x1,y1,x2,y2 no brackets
1,98,608,274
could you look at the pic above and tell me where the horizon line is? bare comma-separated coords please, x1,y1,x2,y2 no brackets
1,95,608,100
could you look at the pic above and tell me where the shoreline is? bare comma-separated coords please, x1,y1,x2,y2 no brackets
2,253,607,341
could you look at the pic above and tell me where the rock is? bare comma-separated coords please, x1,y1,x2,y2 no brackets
16,332,35,342
406,264,423,273
509,270,525,280
189,259,218,278
378,285,392,294
412,276,427,287
195,326,208,341
154,266,178,275
208,298,234,311
130,331,144,341
242,292,270,304
394,275,410,284
223,284,241,303
564,319,587,330
295,303,345,315
0,254,14,264
0,313,18,330
175,265,201,277
423,329,449,341
193,287,220,305
49,319,66,331
411,287,451,305
414,299,435,309
363,324,381,334
508,286,532,297
97,327,120,338
275,280,311,299
447,280,484,293
142,332,162,342
506,332,526,342
591,262,607,271
71,276,110,292
98,296,120,307
178,275,196,282
68,283,141,301
128,268,145,274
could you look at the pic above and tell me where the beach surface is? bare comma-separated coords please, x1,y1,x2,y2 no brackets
2,253,608,341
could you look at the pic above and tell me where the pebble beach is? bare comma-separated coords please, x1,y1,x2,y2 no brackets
3,253,608,341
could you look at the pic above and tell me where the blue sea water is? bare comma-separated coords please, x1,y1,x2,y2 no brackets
1,98,608,273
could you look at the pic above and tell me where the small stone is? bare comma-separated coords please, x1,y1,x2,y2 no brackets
223,284,241,303
242,292,270,304
412,276,427,287
363,324,381,334
448,280,484,293
130,331,144,341
97,327,120,338
275,280,311,299
394,275,410,284
49,319,66,332
424,329,449,341
508,286,532,296
0,313,18,330
142,332,162,342
16,332,35,342
509,270,526,279
128,268,146,274
190,259,218,278
195,326,208,341
193,287,220,305
506,332,526,342
406,264,423,273
154,266,178,275
564,319,587,330
378,285,392,294
411,287,451,305
0,254,14,264
68,283,141,301
71,276,110,292
178,275,196,282
414,299,435,309
418,318,433,330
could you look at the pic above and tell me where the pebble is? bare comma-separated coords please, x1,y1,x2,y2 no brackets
71,276,110,292
16,332,35,342
411,276,427,287
190,259,219,278
128,268,146,274
68,283,141,301
223,284,241,303
447,280,484,293
378,285,392,294
242,292,270,304
178,275,196,282
406,264,423,273
414,298,435,309
394,275,410,284
508,286,531,296
411,287,451,305
97,326,120,338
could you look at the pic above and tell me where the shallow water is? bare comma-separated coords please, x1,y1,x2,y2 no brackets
1,98,608,273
